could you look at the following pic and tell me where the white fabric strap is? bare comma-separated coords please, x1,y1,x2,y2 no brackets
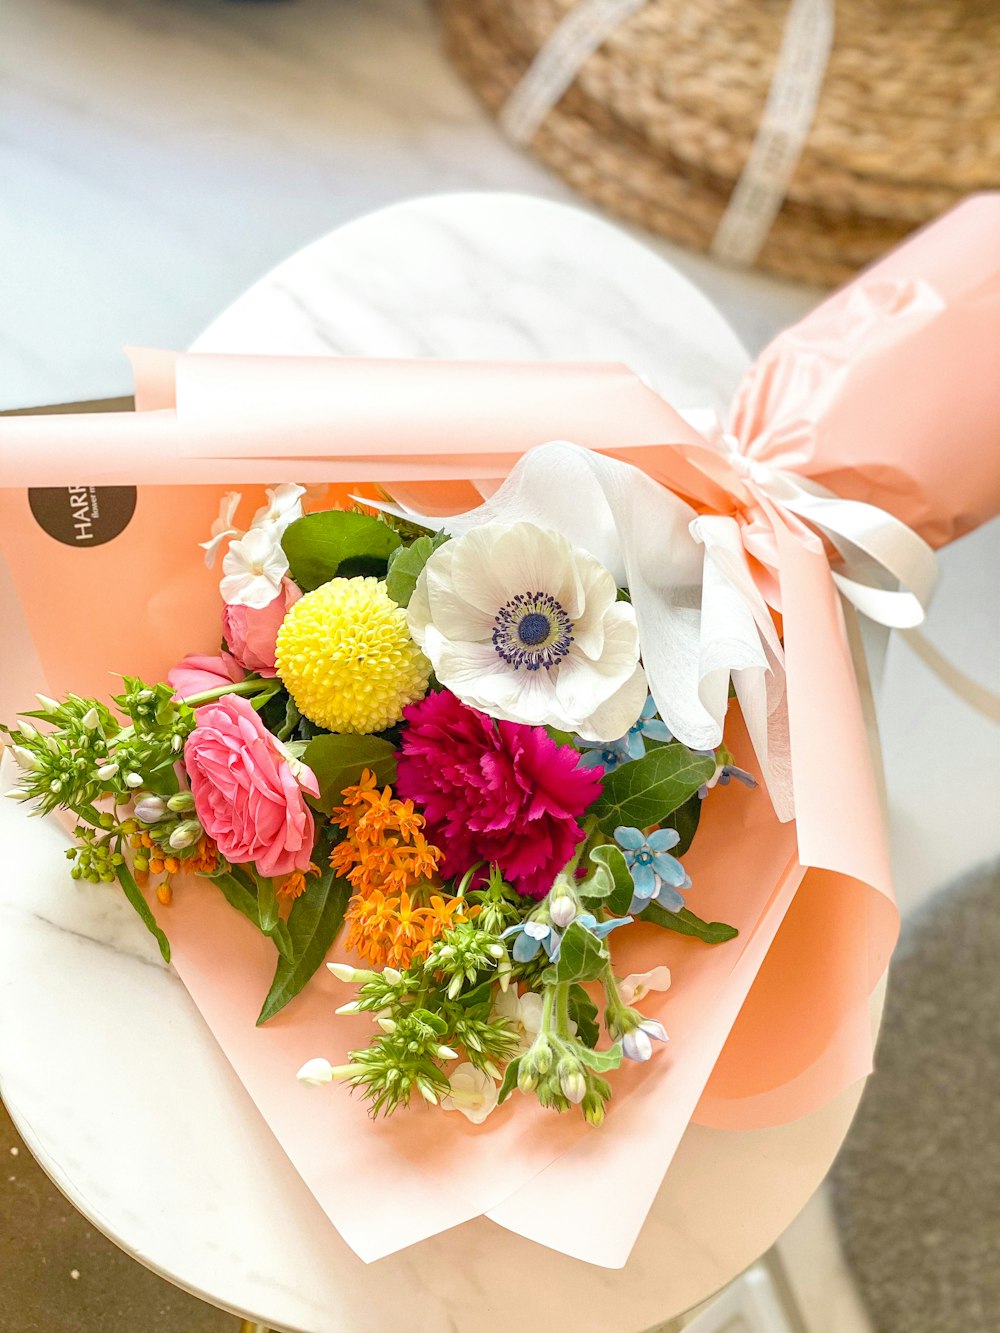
710,0,835,265
498,0,647,144
498,0,835,268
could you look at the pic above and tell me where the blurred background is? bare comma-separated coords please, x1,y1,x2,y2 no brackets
1,2,998,1332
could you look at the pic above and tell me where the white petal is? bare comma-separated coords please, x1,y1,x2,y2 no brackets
297,1057,334,1085
574,662,648,742
618,965,672,1005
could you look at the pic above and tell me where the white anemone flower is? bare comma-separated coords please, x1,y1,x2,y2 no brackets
441,1062,499,1124
199,491,243,568
407,522,647,741
220,525,290,609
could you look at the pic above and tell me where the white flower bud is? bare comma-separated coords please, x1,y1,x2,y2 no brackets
296,1057,335,1086
168,820,202,850
382,967,403,985
447,972,464,1000
335,1001,361,1016
416,1078,439,1105
17,720,38,742
549,895,577,928
376,1017,397,1034
622,1028,653,1063
171,734,183,753
96,763,119,781
4,788,29,801
134,796,167,824
11,746,39,773
35,694,60,713
487,942,506,959
124,772,144,789
82,708,100,730
436,1045,459,1062
560,1068,587,1104
327,961,371,983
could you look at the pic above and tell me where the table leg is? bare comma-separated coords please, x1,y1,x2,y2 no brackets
238,1322,274,1333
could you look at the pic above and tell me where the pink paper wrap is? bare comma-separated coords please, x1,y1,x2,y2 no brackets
1,195,998,1266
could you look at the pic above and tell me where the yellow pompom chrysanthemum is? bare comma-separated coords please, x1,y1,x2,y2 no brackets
275,577,430,734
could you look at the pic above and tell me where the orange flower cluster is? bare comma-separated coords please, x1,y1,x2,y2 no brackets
333,770,462,968
130,830,220,905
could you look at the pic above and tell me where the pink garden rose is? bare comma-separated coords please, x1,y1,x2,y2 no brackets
184,694,319,879
222,577,301,677
167,652,245,700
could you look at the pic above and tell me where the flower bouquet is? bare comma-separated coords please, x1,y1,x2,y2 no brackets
5,477,750,1123
1,193,998,1266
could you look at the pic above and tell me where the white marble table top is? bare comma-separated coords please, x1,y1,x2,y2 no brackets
0,192,891,1333
0,194,997,1333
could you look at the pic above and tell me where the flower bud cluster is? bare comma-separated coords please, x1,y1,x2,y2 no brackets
65,824,125,885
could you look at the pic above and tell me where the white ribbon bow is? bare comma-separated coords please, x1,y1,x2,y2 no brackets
686,410,940,630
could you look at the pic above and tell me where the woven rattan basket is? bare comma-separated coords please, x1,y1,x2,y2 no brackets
439,0,1000,284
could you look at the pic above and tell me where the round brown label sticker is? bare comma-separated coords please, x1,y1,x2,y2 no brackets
28,486,137,548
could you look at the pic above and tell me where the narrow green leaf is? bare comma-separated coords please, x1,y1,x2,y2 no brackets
577,1042,623,1073
302,733,397,815
588,844,635,916
257,875,279,934
281,510,401,592
497,1056,522,1104
212,870,266,932
116,863,170,962
567,983,600,1048
555,919,608,985
641,900,739,943
385,531,449,608
593,745,716,833
257,868,352,1024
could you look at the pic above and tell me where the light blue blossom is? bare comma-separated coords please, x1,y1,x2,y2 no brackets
623,695,673,759
576,695,673,770
613,825,690,915
698,762,758,800
576,912,632,940
502,918,561,964
575,736,632,772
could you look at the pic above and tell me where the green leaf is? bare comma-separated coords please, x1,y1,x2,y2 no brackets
281,510,401,592
212,869,269,936
257,867,353,1024
302,733,398,815
641,900,739,944
577,1042,623,1073
384,531,449,608
116,863,170,963
587,844,635,916
555,919,609,985
497,1056,522,1104
662,793,703,858
593,745,716,834
257,875,279,934
567,983,600,1048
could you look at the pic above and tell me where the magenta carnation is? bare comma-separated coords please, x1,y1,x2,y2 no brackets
395,691,603,899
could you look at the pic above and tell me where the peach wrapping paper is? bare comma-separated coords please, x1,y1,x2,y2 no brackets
1,195,998,1266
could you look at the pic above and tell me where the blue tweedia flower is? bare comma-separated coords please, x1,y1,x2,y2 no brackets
576,695,673,770
613,825,690,914
576,912,632,939
698,762,758,800
624,695,673,759
502,918,562,964
576,736,632,772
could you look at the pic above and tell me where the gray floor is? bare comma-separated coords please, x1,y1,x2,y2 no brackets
1,1097,232,1333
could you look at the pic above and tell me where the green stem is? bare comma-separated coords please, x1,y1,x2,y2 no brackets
179,678,275,708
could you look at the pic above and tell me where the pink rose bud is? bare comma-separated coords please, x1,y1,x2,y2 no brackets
222,577,301,677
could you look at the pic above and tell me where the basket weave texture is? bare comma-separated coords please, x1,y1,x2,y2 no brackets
439,0,1000,284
